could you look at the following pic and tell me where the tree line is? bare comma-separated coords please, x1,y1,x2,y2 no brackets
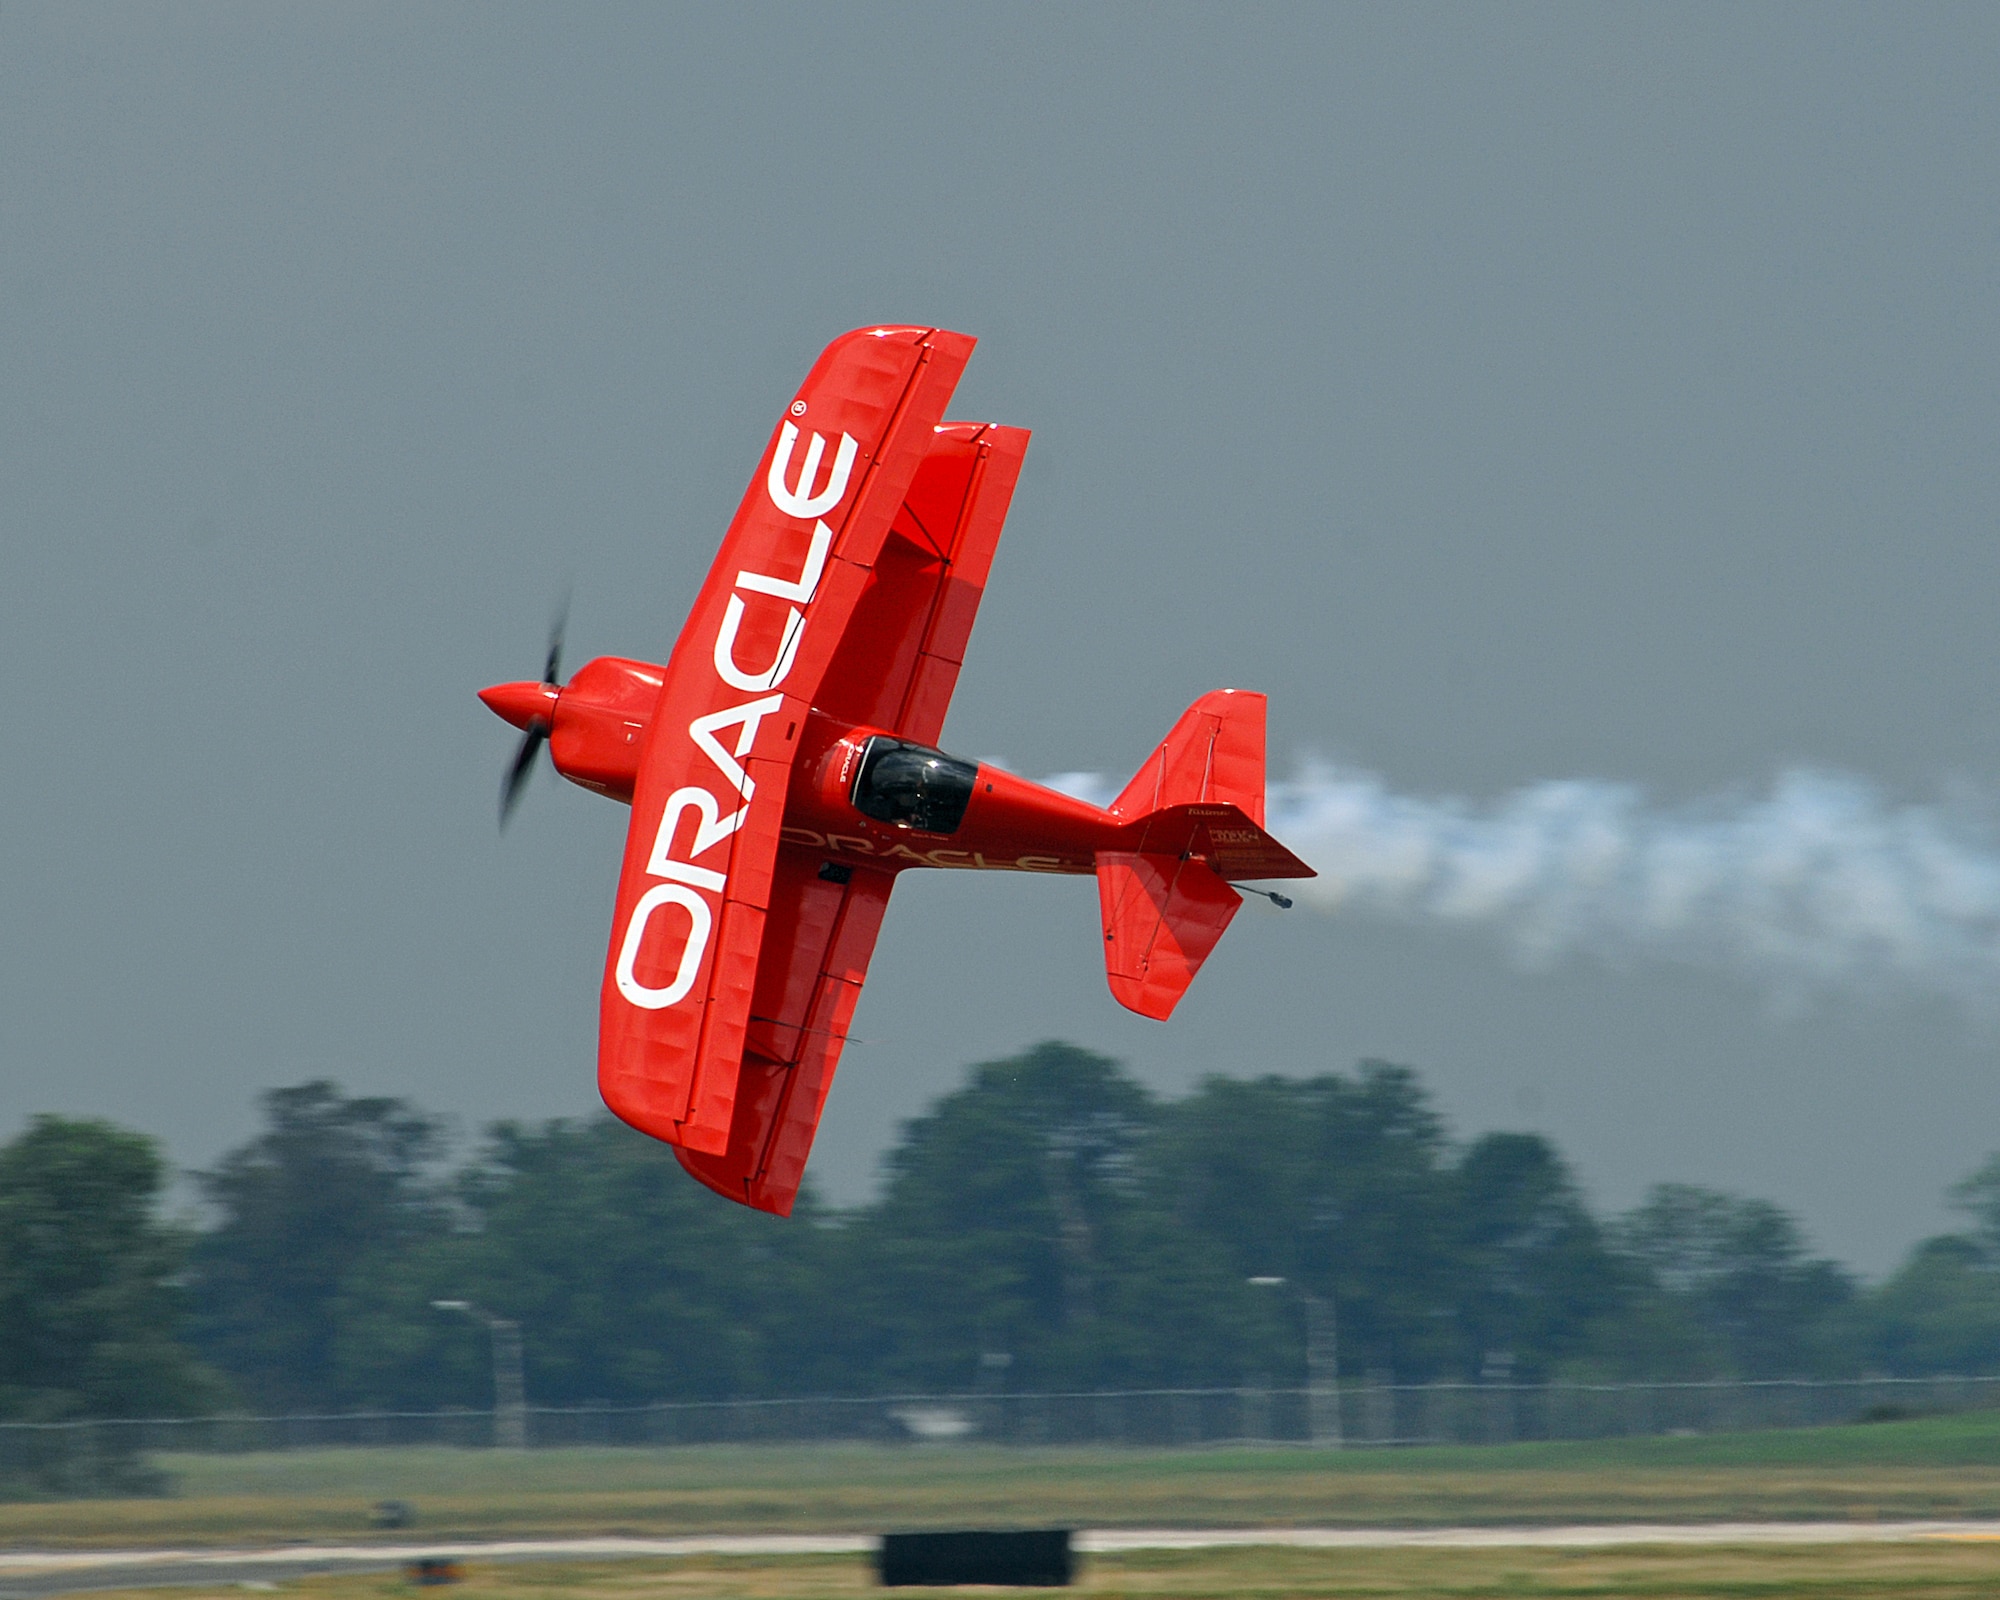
6,1042,2000,1425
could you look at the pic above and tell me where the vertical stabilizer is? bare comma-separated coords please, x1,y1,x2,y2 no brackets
1096,690,1270,1019
1109,689,1266,826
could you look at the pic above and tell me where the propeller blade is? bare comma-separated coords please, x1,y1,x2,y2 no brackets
495,594,567,830
499,724,548,828
542,595,569,687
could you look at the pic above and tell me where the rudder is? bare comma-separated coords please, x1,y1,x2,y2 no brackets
1109,689,1266,826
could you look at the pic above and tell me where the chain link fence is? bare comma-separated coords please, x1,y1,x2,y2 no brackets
3,1374,1996,1482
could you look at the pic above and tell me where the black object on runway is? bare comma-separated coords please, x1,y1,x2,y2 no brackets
876,1529,1073,1587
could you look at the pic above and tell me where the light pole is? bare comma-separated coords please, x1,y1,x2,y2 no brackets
977,1351,1013,1440
1248,1276,1341,1450
433,1300,527,1449
1302,1290,1341,1450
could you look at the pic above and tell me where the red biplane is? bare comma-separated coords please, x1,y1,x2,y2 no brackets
480,326,1314,1215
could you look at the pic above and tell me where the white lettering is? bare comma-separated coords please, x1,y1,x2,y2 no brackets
766,422,858,520
688,694,785,798
646,785,745,889
614,884,712,1009
737,518,833,604
713,594,804,693
612,412,870,1018
652,859,726,893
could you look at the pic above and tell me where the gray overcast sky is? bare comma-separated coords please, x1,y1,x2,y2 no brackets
3,4,1995,1274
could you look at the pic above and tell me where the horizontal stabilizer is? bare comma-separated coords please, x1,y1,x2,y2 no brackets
1118,802,1315,882
1096,851,1240,1021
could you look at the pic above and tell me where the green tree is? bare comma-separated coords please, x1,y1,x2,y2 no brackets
1144,1063,1462,1382
1858,1150,2000,1376
186,1082,449,1408
165,1052,1916,1411
1948,1153,2000,1257
831,1041,1216,1390
1450,1132,1623,1380
1864,1234,2000,1375
0,1116,217,1423
1613,1184,1855,1377
449,1116,829,1403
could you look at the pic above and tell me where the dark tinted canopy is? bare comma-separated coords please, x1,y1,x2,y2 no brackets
851,737,978,835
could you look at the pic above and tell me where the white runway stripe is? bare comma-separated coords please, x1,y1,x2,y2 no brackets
5,1520,2000,1580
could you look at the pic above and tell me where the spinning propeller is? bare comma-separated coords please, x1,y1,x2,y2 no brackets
482,604,567,828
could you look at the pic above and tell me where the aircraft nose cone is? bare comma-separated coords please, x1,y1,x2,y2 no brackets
479,679,560,732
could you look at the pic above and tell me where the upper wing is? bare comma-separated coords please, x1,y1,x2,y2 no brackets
599,327,973,1157
813,421,1030,744
668,423,1031,1213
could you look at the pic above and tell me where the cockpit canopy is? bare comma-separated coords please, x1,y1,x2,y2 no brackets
850,736,978,834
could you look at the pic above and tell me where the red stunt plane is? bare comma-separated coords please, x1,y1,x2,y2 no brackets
480,326,1314,1214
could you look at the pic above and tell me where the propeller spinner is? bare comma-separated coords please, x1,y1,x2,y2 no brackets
481,607,567,827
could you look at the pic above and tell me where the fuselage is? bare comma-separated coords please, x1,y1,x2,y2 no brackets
479,656,1124,877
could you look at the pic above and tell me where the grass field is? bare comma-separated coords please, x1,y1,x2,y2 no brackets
11,1411,2000,1549
57,1543,2000,1600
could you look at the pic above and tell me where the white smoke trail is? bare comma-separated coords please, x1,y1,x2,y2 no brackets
1046,763,2000,1007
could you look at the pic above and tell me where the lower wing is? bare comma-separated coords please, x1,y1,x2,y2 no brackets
673,847,895,1215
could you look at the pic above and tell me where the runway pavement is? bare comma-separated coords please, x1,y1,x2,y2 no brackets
4,1524,2000,1597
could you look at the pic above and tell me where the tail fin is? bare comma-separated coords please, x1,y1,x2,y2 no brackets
1109,688,1266,825
1097,690,1310,1020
